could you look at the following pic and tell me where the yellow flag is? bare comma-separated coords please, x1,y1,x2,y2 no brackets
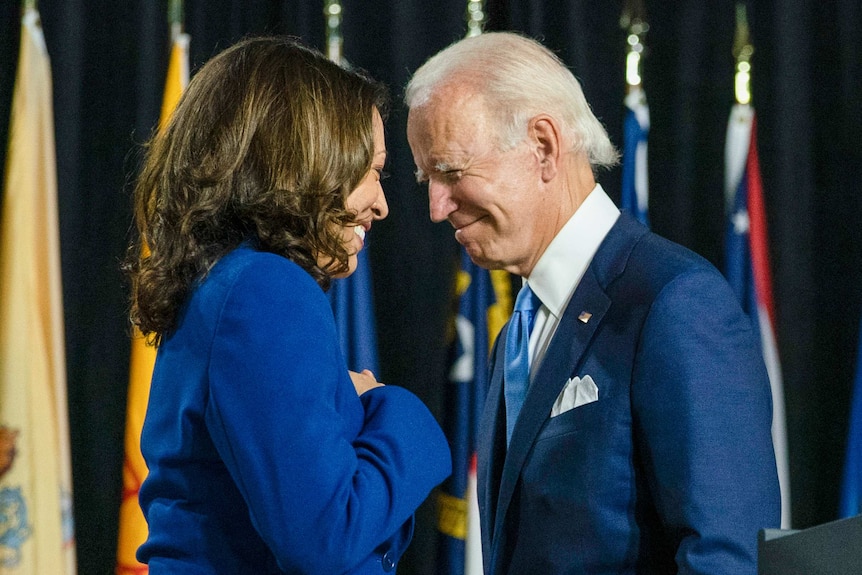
115,32,189,575
0,8,76,574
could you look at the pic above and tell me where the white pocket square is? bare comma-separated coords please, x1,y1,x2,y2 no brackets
550,375,599,417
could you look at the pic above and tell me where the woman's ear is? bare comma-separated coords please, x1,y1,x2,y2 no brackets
529,115,561,182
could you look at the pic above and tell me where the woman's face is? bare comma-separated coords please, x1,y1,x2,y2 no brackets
331,108,389,278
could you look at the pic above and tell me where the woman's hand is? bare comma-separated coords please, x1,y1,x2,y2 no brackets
349,369,384,396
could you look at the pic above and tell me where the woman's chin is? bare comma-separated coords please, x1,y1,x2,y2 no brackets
332,255,358,279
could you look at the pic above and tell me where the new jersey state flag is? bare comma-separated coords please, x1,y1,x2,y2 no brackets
437,250,511,575
0,8,77,574
724,103,791,528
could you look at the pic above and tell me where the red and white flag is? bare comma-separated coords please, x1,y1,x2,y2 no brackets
725,103,791,528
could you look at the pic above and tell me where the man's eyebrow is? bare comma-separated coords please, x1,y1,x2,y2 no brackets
414,161,464,183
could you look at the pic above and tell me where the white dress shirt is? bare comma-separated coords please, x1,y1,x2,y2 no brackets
524,184,620,376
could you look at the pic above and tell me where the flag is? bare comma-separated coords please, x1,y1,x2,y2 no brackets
621,86,649,226
724,103,791,528
839,315,862,518
327,248,380,374
0,8,76,573
437,250,510,575
116,31,189,575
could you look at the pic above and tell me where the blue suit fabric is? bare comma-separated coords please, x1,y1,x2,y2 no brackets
137,245,451,574
478,214,780,575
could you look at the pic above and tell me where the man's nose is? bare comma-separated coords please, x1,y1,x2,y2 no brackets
428,179,457,223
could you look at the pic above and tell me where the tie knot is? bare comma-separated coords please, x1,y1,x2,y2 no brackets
514,284,540,314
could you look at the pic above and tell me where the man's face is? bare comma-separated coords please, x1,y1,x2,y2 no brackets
407,89,555,277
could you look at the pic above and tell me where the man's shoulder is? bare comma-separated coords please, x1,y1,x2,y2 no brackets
599,217,728,301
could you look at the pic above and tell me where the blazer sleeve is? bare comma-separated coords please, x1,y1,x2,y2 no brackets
632,267,781,575
202,257,451,574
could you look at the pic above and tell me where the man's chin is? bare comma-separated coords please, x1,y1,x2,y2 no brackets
462,245,498,271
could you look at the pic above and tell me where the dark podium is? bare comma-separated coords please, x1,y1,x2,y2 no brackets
758,514,862,574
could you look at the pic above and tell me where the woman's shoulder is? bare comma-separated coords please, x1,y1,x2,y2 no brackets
216,244,319,289
194,244,327,315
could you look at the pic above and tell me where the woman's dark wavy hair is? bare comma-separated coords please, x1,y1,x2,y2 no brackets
124,36,389,343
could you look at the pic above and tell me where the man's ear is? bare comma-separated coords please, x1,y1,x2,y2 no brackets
529,115,561,182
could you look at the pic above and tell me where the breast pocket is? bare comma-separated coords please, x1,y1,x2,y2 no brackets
526,386,632,504
536,395,607,442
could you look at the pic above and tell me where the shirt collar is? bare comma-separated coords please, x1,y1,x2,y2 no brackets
527,184,620,318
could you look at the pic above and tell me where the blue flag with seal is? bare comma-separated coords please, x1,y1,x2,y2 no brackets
621,87,649,226
327,248,380,374
437,250,510,575
839,314,862,518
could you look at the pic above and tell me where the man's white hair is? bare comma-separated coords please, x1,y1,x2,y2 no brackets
405,32,619,170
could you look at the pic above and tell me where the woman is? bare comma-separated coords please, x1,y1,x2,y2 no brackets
125,37,451,574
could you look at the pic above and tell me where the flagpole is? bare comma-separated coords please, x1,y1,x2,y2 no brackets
725,5,753,211
621,0,647,93
168,0,184,40
22,0,37,11
466,0,485,37
733,3,753,105
324,1,343,64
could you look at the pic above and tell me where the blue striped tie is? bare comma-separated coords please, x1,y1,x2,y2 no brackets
504,283,540,445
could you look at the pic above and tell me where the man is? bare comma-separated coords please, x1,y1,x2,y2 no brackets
406,32,780,575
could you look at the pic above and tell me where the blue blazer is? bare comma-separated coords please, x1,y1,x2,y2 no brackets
478,214,780,575
138,245,451,574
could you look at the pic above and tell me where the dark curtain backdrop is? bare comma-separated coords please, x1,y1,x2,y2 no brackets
1,1,860,574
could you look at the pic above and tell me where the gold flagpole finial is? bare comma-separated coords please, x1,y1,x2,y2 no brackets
466,0,486,37
324,1,343,64
733,3,754,105
621,0,648,91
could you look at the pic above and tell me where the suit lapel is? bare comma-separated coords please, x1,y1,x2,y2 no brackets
487,214,648,569
490,267,611,554
478,328,507,547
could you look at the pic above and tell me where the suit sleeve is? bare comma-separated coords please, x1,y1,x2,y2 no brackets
632,267,781,575
202,258,451,574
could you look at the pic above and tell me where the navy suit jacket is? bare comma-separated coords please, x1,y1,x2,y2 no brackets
138,245,451,574
478,214,780,575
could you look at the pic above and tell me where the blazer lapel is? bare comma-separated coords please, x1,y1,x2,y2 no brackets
491,268,611,555
481,214,648,572
478,327,507,548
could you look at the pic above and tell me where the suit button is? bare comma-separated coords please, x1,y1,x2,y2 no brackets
382,550,396,572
